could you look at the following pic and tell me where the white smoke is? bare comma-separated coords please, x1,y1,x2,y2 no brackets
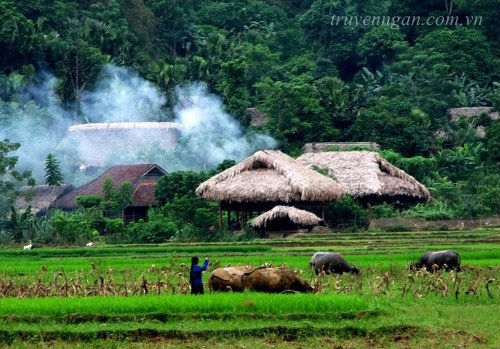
173,82,276,170
81,65,167,122
0,71,71,180
0,64,276,183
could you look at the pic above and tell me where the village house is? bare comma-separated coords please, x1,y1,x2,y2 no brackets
54,164,166,222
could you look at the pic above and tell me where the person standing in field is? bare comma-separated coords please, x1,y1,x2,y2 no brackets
190,256,209,294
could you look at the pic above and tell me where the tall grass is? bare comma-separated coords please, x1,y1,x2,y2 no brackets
1,229,500,347
0,293,373,318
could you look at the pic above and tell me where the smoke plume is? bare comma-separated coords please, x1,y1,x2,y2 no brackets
80,65,167,123
173,82,276,170
0,64,276,184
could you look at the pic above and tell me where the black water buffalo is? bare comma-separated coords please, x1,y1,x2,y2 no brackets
310,252,359,275
412,250,461,272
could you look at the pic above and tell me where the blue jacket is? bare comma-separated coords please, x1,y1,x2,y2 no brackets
190,259,209,286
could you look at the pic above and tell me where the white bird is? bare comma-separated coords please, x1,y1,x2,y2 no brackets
85,242,93,247
23,240,33,250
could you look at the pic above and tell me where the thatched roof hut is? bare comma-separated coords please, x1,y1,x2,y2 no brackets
447,107,499,138
14,184,74,216
447,107,499,122
246,107,268,126
196,150,343,228
54,164,166,221
63,122,181,168
251,206,323,232
296,151,431,205
302,142,380,153
196,150,342,207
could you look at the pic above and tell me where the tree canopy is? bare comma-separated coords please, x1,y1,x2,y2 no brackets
0,0,499,243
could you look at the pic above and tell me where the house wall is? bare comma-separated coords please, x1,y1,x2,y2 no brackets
123,206,149,223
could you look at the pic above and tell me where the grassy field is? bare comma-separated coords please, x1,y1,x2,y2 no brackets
0,228,499,348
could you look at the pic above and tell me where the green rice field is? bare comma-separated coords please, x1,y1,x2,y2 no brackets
0,228,499,348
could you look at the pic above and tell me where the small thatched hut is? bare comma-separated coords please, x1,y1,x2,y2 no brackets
246,107,268,126
296,151,431,206
196,150,343,229
14,184,74,217
447,107,499,138
447,107,499,122
54,164,166,221
251,206,323,235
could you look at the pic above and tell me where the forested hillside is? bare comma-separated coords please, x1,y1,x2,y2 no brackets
1,0,500,243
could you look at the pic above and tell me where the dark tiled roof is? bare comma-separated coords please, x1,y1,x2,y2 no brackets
55,164,166,209
132,179,158,206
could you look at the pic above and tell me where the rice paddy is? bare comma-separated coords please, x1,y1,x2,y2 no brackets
0,228,499,348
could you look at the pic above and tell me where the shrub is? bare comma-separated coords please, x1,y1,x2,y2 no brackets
403,200,456,220
325,195,368,228
380,149,436,181
47,209,104,245
155,171,210,205
193,207,219,231
370,203,397,218
76,195,103,209
122,211,178,244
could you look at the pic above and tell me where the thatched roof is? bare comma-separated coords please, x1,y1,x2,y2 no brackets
302,142,380,153
447,107,499,122
246,108,268,126
63,122,181,167
14,184,74,216
54,164,166,209
251,206,323,229
68,122,181,132
447,107,499,138
296,151,431,203
196,150,343,204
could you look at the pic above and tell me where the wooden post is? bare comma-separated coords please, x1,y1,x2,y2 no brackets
227,210,231,230
218,204,223,230
242,211,248,226
366,203,372,229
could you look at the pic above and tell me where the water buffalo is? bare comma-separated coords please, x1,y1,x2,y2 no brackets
208,266,254,292
412,250,461,272
310,252,360,275
240,267,314,293
309,252,329,266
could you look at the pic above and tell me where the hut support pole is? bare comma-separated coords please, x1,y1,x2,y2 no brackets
227,210,231,230
218,204,223,230
242,211,248,226
366,204,372,229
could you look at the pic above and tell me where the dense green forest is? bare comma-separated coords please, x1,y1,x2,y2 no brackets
1,0,499,244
